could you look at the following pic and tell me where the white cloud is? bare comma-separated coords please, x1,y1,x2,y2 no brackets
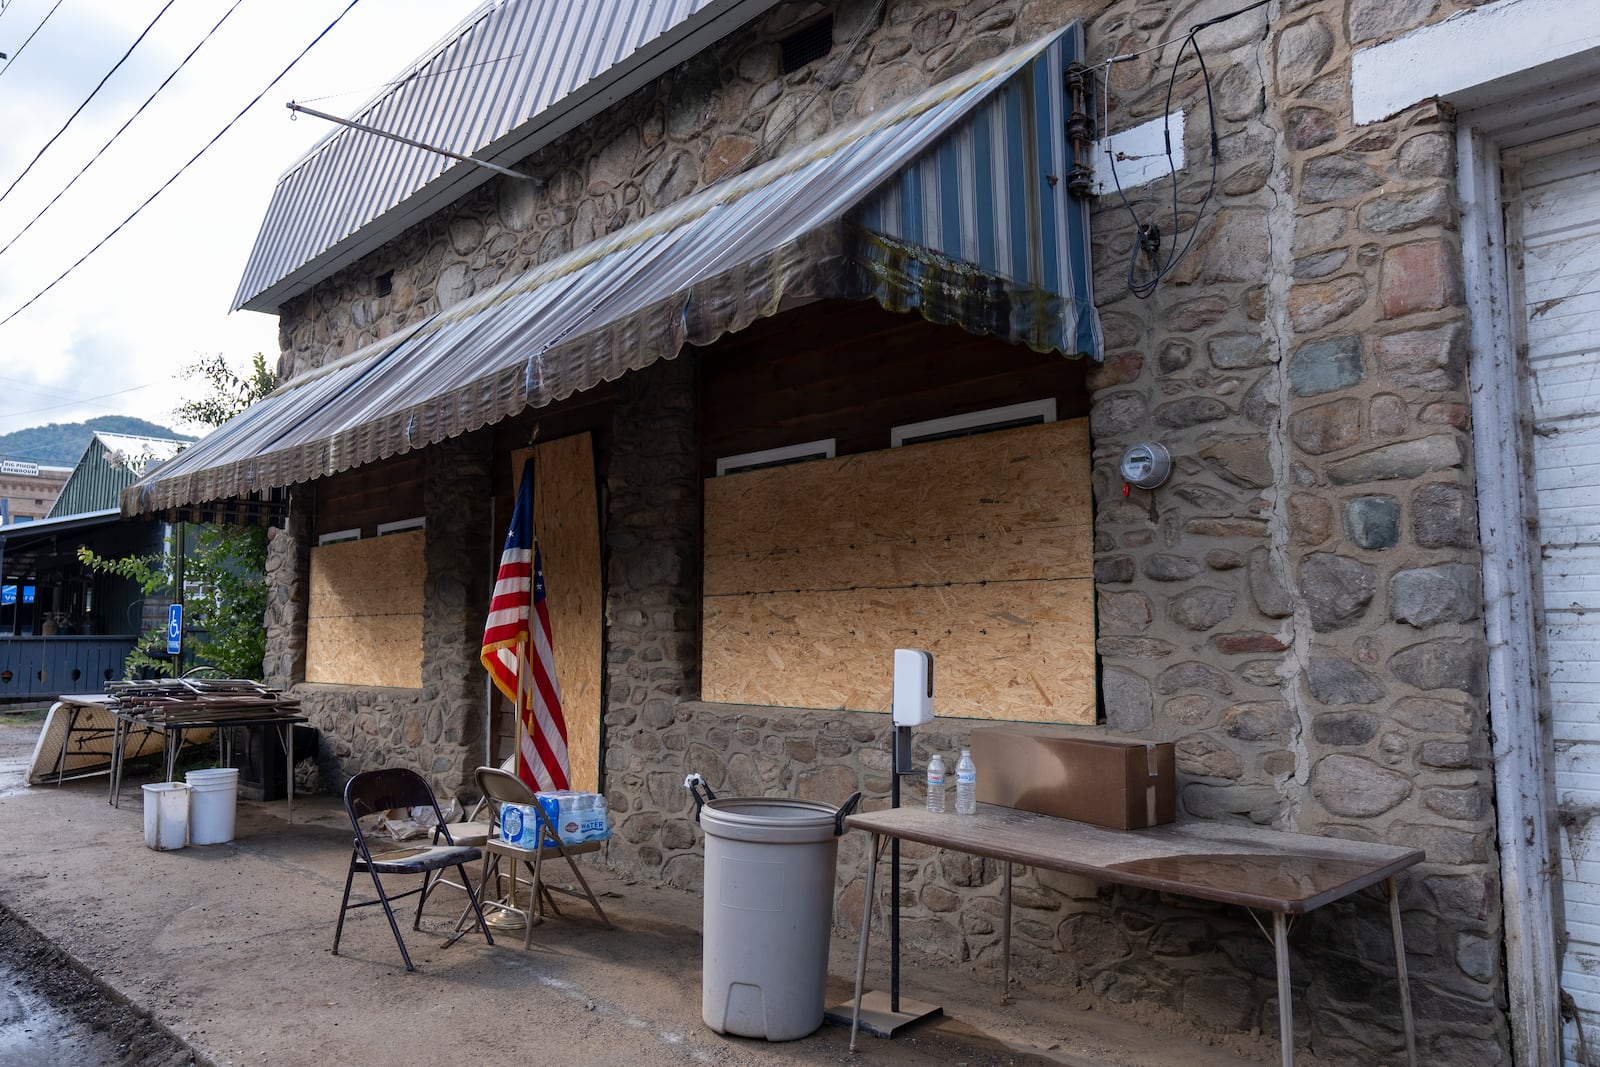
0,0,487,437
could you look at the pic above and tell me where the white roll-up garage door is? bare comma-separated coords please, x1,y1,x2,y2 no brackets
1518,128,1600,1066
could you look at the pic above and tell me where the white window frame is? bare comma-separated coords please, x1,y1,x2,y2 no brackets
891,399,1056,448
376,517,425,536
715,438,836,476
316,528,361,546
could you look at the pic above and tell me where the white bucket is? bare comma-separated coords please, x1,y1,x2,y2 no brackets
185,767,239,845
142,783,189,850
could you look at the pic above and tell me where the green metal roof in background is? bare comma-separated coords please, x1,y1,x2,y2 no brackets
49,434,182,520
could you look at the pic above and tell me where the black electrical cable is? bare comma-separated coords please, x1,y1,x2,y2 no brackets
0,0,183,207
1126,30,1220,300
0,0,65,79
1104,0,1268,299
0,0,249,260
0,0,367,330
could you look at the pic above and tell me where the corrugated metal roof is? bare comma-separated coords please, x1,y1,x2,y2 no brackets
2,508,123,545
233,0,786,314
49,435,185,519
137,25,1097,516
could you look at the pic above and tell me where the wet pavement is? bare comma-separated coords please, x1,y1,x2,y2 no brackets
0,953,106,1067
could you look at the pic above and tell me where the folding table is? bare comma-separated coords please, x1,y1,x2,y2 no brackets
845,804,1423,1066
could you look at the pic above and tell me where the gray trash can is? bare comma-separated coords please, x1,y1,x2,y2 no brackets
690,782,858,1041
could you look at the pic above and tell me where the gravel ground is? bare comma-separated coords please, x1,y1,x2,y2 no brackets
0,711,198,1067
0,912,196,1067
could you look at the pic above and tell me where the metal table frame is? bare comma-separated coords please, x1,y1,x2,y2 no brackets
845,805,1422,1067
45,694,117,783
109,709,309,823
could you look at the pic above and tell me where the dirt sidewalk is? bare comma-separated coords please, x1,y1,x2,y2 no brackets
0,724,1305,1067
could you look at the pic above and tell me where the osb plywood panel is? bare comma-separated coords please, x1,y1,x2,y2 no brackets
704,420,1093,594
307,613,423,688
306,531,424,688
702,419,1094,723
506,434,601,792
701,579,1096,722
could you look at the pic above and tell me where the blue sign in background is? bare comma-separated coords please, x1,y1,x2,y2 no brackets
167,603,183,655
1,585,12,606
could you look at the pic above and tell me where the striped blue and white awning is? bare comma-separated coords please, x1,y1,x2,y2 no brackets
129,23,1099,516
852,27,1098,356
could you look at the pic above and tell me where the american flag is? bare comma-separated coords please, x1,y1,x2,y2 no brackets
480,463,569,792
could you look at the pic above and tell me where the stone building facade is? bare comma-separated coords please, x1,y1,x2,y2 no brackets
230,0,1561,1062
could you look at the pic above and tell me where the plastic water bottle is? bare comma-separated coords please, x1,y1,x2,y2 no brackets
925,753,946,814
955,749,977,815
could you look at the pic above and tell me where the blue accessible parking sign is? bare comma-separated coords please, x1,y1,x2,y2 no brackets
167,603,183,656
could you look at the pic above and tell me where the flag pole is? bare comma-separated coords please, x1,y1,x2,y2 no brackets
514,642,529,784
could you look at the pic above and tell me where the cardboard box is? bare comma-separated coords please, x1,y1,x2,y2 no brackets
970,724,1175,829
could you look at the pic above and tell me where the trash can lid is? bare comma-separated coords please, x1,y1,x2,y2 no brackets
700,797,840,844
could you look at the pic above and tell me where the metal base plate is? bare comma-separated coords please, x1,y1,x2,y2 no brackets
824,990,943,1038
485,908,529,930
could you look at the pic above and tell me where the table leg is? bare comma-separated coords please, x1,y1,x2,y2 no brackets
849,831,881,1053
109,715,122,806
164,727,178,783
285,722,295,824
54,704,75,785
1002,861,1012,1002
1387,877,1418,1067
1274,911,1293,1067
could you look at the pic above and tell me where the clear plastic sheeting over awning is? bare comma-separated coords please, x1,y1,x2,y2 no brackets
127,23,1098,518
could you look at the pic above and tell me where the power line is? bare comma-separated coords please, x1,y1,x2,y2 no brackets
0,0,250,260
0,372,92,401
0,0,65,79
0,380,160,420
294,48,524,107
0,0,368,330
0,0,182,207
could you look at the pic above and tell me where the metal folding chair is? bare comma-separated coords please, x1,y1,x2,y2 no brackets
412,757,519,926
332,768,494,971
457,766,612,950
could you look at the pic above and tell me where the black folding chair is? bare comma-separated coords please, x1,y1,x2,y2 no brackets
332,768,494,971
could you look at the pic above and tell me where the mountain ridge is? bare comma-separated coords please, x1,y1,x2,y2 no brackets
0,417,195,468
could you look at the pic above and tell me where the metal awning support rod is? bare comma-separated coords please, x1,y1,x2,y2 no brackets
286,102,543,184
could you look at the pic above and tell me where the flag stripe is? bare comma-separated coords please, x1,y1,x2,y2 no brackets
480,464,569,792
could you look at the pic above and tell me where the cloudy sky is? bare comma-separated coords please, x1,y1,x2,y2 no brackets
0,0,487,447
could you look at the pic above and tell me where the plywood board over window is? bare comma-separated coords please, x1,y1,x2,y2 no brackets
307,530,424,688
703,419,1095,722
501,433,602,792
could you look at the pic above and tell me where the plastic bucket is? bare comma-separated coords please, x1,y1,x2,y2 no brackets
185,767,239,845
142,783,189,850
699,797,842,1041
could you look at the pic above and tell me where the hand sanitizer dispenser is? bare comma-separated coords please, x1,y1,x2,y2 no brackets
893,649,933,725
892,649,933,774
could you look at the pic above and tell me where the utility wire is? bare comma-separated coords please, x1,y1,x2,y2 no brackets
0,381,160,420
1101,0,1268,298
0,0,249,260
0,0,367,330
0,0,65,78
0,0,182,207
295,48,524,107
0,371,93,400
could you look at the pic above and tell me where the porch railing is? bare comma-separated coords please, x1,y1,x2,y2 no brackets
0,635,138,702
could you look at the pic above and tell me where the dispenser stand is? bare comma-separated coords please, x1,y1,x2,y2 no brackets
824,723,941,1037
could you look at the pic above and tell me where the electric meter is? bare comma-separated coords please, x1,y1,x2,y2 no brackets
1119,442,1171,490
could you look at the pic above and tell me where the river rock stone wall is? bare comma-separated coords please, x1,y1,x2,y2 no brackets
261,0,1509,1061
600,356,704,876
265,440,493,800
